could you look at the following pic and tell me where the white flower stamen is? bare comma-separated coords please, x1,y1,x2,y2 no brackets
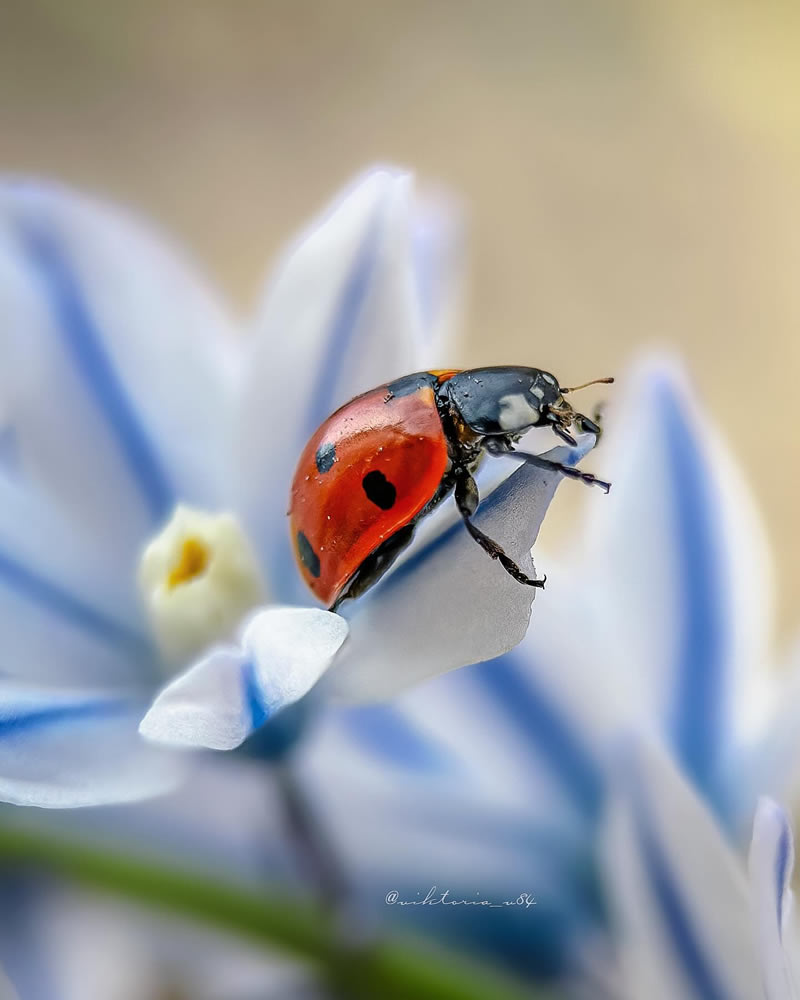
138,505,265,666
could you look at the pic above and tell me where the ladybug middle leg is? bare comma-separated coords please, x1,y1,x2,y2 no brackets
454,472,546,589
485,440,611,493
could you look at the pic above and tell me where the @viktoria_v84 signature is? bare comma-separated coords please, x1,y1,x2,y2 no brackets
384,887,537,909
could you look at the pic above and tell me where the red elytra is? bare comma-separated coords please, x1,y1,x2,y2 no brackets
289,372,456,607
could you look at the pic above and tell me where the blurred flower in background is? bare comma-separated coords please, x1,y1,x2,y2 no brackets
601,740,799,1000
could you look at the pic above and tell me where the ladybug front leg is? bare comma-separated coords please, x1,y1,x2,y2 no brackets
485,441,611,494
454,473,546,589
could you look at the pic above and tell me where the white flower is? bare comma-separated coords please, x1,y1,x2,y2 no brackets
0,167,582,806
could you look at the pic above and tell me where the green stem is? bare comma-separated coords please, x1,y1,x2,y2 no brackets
0,824,548,1000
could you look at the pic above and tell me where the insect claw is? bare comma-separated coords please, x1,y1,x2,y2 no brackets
553,425,578,447
576,414,602,436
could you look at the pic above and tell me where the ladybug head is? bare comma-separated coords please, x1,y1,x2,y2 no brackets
544,374,614,444
443,367,613,445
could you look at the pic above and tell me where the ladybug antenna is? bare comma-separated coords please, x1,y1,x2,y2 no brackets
560,376,615,394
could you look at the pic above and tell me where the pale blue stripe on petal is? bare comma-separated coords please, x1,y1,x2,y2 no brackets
340,703,458,774
0,544,152,657
0,690,181,808
749,798,797,1000
774,821,792,938
241,656,271,732
633,779,732,1000
658,379,729,803
473,652,604,822
0,697,130,736
14,214,174,523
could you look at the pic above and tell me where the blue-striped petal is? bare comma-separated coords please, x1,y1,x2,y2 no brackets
0,471,155,687
0,685,182,807
602,737,760,1000
234,167,460,602
528,359,772,820
327,443,588,701
140,607,347,750
0,179,238,569
749,798,798,1000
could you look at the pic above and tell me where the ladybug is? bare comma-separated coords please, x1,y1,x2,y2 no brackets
289,367,613,610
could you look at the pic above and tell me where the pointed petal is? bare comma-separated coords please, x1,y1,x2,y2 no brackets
0,685,182,807
327,443,587,701
140,607,348,750
0,179,239,565
534,358,773,810
235,167,460,600
602,737,760,1000
749,798,799,1000
139,646,257,751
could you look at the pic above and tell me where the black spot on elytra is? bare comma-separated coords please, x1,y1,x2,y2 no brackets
315,441,336,474
384,372,437,402
362,470,397,510
296,531,321,578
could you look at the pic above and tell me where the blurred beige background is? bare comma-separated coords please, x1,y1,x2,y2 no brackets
2,0,799,633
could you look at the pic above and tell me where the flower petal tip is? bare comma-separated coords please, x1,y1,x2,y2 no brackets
140,607,348,752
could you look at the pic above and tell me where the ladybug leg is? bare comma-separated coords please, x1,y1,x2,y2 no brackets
454,473,546,589
485,441,611,494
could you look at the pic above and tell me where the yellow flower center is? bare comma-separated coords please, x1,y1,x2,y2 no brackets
167,537,210,589
138,505,266,667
